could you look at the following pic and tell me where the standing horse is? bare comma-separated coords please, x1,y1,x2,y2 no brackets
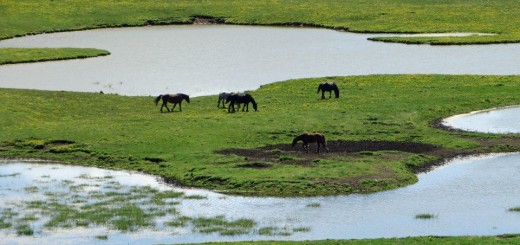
217,92,234,108
317,82,340,99
226,93,257,112
154,93,190,112
292,133,329,153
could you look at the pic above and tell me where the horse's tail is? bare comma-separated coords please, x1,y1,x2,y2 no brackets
320,134,330,152
154,95,162,106
333,84,340,98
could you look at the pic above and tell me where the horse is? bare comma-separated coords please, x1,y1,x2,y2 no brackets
317,82,340,99
153,93,190,112
291,133,329,153
226,93,257,112
217,92,234,108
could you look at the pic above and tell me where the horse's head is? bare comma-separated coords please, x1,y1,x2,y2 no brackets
184,94,190,103
291,135,301,147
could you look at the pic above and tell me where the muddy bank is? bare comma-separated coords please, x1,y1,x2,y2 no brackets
216,137,520,173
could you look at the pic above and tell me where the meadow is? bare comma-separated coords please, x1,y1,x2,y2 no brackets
1,0,520,63
2,75,520,196
2,1,520,243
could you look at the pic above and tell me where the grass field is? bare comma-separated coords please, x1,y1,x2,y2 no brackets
1,0,520,63
178,235,520,245
2,1,520,243
2,75,520,196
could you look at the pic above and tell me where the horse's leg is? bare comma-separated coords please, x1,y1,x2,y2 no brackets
316,142,320,153
303,143,309,153
329,91,332,98
179,102,182,112
172,103,177,111
321,91,325,99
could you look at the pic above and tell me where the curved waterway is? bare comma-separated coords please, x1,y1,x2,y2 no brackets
2,154,520,244
1,25,520,96
442,105,520,134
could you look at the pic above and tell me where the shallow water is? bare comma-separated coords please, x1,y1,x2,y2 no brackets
442,105,520,134
2,154,520,244
1,25,520,96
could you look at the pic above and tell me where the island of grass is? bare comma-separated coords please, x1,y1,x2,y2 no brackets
2,74,520,196
0,48,110,65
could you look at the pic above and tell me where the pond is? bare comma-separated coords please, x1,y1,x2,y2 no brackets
2,154,520,244
442,105,520,134
1,25,520,96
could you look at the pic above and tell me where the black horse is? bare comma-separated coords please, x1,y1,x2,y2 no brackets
153,93,190,112
217,92,234,108
226,94,257,112
317,82,339,99
291,133,329,153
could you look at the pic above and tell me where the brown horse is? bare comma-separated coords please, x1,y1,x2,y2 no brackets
292,133,329,153
154,93,190,112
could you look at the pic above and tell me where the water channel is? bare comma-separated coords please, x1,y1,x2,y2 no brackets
1,25,520,244
2,154,520,244
1,25,520,96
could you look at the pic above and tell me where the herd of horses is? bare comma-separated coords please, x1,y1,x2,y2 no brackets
154,82,339,153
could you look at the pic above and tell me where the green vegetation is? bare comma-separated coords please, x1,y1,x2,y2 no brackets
181,234,520,245
0,48,110,65
1,0,520,64
0,174,302,237
508,207,520,212
415,213,436,219
3,75,520,196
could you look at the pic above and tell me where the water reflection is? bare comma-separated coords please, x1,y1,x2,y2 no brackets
2,153,520,244
442,105,520,133
1,25,520,96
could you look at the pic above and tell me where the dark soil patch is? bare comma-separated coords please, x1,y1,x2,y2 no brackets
192,16,225,24
216,138,520,173
217,140,443,168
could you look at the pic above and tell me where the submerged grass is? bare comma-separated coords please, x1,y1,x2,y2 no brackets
0,174,301,238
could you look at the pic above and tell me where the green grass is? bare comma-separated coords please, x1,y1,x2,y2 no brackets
1,0,520,64
3,75,520,196
179,234,520,245
0,48,110,65
508,207,520,212
415,213,436,219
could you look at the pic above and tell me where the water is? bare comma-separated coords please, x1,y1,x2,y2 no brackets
443,105,520,133
2,154,520,244
1,25,519,96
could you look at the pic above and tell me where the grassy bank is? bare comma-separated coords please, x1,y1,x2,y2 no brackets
1,1,520,64
180,234,520,245
2,74,520,196
0,48,110,65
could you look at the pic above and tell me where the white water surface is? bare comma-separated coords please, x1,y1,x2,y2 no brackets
0,25,519,96
2,154,520,244
443,106,520,134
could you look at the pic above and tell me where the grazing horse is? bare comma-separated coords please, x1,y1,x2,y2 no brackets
217,92,234,108
292,133,329,153
153,93,190,112
317,82,340,99
226,94,257,112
